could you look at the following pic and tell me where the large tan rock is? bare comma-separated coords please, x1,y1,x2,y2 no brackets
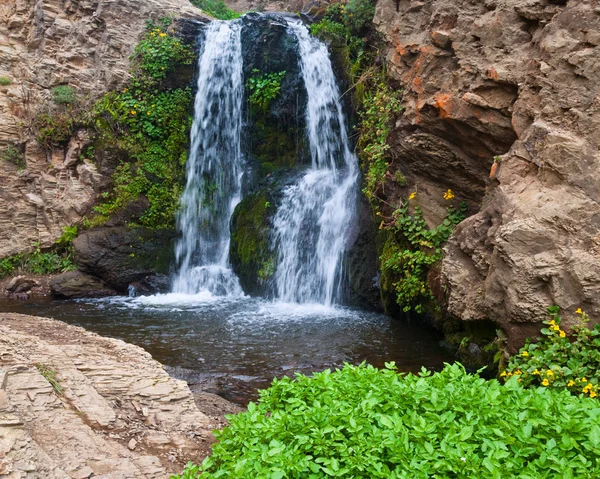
374,0,600,348
0,312,218,477
0,0,206,259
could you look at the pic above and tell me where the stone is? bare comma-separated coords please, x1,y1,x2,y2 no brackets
50,270,118,299
0,312,218,477
0,0,208,260
373,0,600,348
6,276,38,294
73,227,177,292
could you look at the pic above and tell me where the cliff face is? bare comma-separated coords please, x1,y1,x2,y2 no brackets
0,0,204,259
374,0,600,346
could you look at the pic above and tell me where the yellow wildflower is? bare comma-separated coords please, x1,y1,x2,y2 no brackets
576,308,583,314
546,370,554,376
582,377,587,382
130,110,136,115
533,369,540,375
567,380,575,387
147,111,150,115
160,33,167,37
521,351,529,357
591,391,597,398
542,379,549,386
515,370,522,375
500,371,507,377
443,189,455,200
409,192,416,200
559,330,566,338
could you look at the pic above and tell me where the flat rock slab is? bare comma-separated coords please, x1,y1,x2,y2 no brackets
0,313,219,478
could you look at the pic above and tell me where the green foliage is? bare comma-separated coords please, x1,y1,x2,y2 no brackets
35,363,62,395
93,23,195,229
51,85,78,105
247,69,286,110
342,0,376,35
358,80,403,200
173,362,600,478
504,306,600,400
0,145,25,169
190,0,241,20
0,76,12,86
258,258,275,282
0,241,76,278
56,225,78,248
379,197,467,313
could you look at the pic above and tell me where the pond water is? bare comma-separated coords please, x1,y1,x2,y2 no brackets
0,294,454,405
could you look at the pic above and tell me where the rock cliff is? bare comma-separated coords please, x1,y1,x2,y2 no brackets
0,0,205,259
374,0,600,347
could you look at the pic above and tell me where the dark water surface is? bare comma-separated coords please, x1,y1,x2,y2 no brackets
0,294,454,404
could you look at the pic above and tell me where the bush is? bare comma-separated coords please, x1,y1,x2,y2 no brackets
0,145,25,169
0,241,76,278
0,76,12,86
504,306,600,399
51,85,78,105
174,363,600,478
190,0,241,20
92,22,195,229
246,69,286,110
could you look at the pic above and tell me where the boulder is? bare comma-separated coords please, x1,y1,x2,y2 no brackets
73,227,177,292
6,276,39,294
50,271,117,298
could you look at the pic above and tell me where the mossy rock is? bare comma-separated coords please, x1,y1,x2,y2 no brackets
230,191,275,295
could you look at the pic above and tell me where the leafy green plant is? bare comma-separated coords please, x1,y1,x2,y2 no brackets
56,225,78,249
1,145,25,169
503,306,600,399
379,194,467,313
173,362,600,478
246,69,286,110
0,76,12,86
92,22,195,229
189,0,241,20
35,363,62,394
342,0,376,35
51,85,78,105
358,79,403,200
0,239,76,279
258,258,275,282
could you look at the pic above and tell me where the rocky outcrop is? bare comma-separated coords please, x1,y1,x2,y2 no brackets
374,0,600,347
0,0,206,259
50,270,118,298
0,313,222,477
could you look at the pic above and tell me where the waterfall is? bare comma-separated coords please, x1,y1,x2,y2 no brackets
271,22,358,306
171,21,245,296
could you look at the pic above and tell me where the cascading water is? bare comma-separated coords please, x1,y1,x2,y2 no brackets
271,22,359,306
171,21,245,296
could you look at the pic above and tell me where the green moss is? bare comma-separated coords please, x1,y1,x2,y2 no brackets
230,192,274,293
252,122,300,175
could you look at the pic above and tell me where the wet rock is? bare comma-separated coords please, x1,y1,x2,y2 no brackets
6,276,39,294
50,271,118,299
73,227,177,292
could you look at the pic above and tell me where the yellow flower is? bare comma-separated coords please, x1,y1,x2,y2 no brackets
521,351,529,357
160,33,167,37
548,320,556,326
515,370,522,375
550,324,560,331
533,369,540,375
591,391,597,398
542,379,549,386
546,370,554,376
147,111,150,115
130,110,136,115
409,192,416,200
576,308,583,314
567,380,575,387
559,330,566,338
582,377,587,382
443,189,455,200
500,371,507,377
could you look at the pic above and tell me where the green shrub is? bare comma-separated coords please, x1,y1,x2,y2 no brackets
379,194,467,313
0,241,76,278
342,0,376,35
92,22,195,229
190,0,241,20
504,306,600,399
174,363,600,478
51,85,78,105
0,76,12,86
247,69,286,110
0,145,25,169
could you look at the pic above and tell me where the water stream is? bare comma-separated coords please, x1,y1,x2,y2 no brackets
271,23,358,305
171,21,245,296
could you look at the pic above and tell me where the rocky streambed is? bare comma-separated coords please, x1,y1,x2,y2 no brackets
0,313,240,478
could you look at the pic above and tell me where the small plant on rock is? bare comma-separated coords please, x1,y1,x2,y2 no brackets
51,85,78,105
0,76,12,86
247,69,286,110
